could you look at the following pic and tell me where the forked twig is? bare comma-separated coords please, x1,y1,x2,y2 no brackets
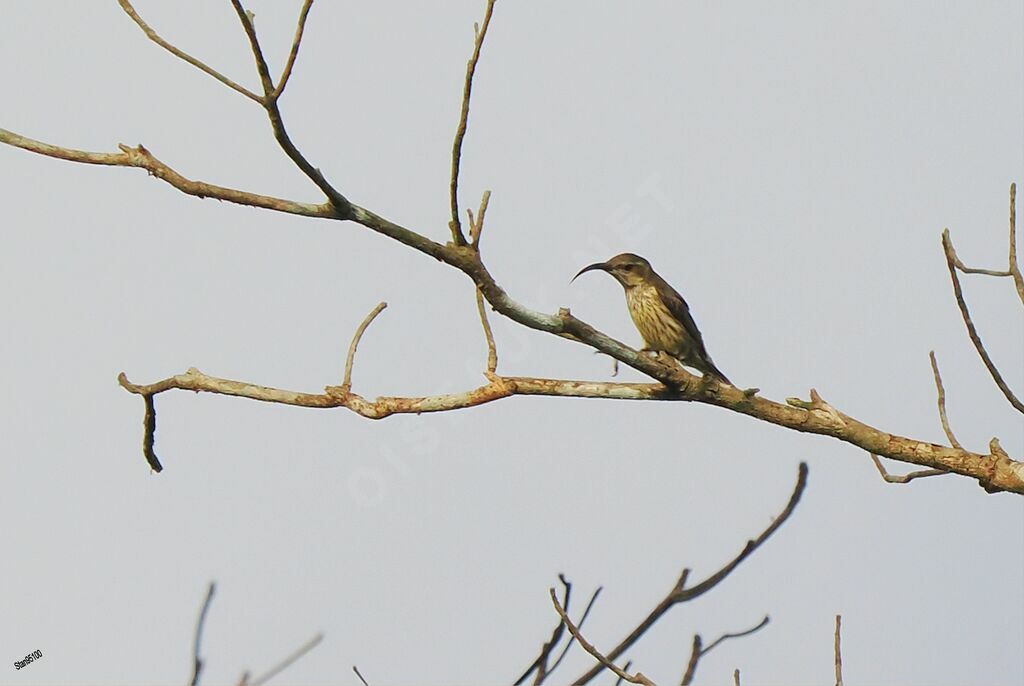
547,587,602,680
550,589,657,686
342,302,388,390
928,351,963,449
942,214,1024,414
680,615,770,686
449,0,498,245
228,0,352,215
571,463,808,685
515,574,572,686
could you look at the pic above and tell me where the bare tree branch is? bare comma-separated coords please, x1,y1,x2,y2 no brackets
0,130,330,218
515,576,603,686
353,665,370,686
550,588,657,686
941,228,1023,414
227,0,352,216
834,615,843,686
341,302,388,390
571,463,807,686
929,351,963,449
869,454,947,484
190,582,216,686
515,574,572,686
276,0,316,98
3,8,1023,494
547,587,602,681
250,633,323,686
116,0,261,102
945,184,1023,302
449,0,498,246
680,615,770,686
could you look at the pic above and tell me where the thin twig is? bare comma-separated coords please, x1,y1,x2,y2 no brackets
733,669,741,686
116,0,261,102
680,616,770,686
189,582,216,686
0,130,331,218
449,0,498,246
928,351,963,449
514,575,572,686
142,393,162,472
476,290,499,374
342,302,388,390
571,463,807,686
550,589,657,686
1009,183,1023,304
942,229,1024,413
869,454,947,484
250,633,324,686
467,192,498,372
614,662,633,686
353,665,370,686
834,615,843,686
229,0,352,216
468,190,492,249
548,587,603,679
275,0,315,98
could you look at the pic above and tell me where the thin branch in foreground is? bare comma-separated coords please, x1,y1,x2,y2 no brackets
928,351,963,449
613,662,633,686
550,588,657,686
869,454,947,484
514,574,572,686
116,0,261,102
353,665,370,686
834,615,843,686
571,463,807,686
190,582,216,686
275,0,316,98
547,586,603,680
942,228,1024,414
341,302,388,390
250,633,324,686
680,615,770,686
449,0,498,246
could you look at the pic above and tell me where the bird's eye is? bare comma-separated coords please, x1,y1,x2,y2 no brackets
622,264,634,271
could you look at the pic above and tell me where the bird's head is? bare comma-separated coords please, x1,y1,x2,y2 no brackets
572,253,653,288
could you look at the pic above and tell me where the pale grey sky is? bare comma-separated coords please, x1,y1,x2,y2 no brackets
1,2,1022,685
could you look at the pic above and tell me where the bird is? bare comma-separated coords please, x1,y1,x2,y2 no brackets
572,252,731,384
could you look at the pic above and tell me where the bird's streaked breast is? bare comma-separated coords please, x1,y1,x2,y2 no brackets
625,285,685,353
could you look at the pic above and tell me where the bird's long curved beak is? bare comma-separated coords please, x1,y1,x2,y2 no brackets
571,261,609,283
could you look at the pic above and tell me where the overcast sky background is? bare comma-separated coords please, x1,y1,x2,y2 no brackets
1,2,1022,685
